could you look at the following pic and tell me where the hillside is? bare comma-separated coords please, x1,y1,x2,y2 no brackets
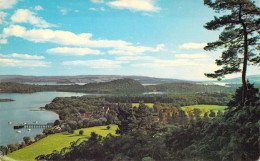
221,75,260,84
55,78,146,93
0,79,145,94
145,82,235,93
0,75,194,85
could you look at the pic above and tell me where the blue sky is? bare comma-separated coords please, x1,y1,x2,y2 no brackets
0,0,259,81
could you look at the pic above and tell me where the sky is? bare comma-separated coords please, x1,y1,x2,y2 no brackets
0,0,259,81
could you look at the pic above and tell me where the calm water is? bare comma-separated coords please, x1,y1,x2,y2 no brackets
0,92,86,146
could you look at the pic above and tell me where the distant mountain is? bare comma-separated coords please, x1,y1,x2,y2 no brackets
0,75,194,85
222,75,260,84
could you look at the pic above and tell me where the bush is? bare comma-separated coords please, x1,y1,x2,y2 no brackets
79,130,84,135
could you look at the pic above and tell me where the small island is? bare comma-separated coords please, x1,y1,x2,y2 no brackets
0,99,15,102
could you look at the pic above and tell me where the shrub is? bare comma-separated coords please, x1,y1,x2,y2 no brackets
79,130,84,135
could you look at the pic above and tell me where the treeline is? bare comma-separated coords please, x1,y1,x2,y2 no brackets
146,82,236,93
53,78,145,94
0,79,145,94
44,92,232,121
103,92,232,106
0,82,53,93
0,79,239,94
0,135,44,155
45,96,110,120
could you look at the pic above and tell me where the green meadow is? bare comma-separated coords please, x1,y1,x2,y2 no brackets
132,103,227,113
181,105,227,116
7,125,118,161
131,103,154,108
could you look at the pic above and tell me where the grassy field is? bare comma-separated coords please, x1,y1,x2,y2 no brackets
132,103,154,108
181,105,227,116
132,103,227,113
7,125,118,161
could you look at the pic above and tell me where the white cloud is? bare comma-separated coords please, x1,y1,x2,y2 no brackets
62,59,125,68
179,42,207,49
11,9,56,28
108,44,164,55
75,10,79,13
91,0,104,3
3,25,163,56
0,58,50,67
89,7,105,11
116,56,156,61
2,25,129,48
89,8,98,11
0,53,44,59
60,9,67,15
34,5,44,11
142,12,153,17
100,7,105,11
132,59,197,68
0,39,7,44
107,0,161,12
0,0,18,10
175,53,209,59
47,47,102,56
0,11,7,24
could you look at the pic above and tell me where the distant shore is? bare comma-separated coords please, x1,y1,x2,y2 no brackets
0,99,15,102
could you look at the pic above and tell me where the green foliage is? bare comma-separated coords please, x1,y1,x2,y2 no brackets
116,103,160,136
204,0,260,80
228,82,260,108
33,91,259,161
23,136,31,145
146,82,235,93
0,79,145,94
79,130,84,135
53,120,60,126
0,99,15,102
203,0,260,105
209,110,216,118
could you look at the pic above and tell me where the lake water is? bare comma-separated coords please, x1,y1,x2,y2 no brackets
0,92,87,146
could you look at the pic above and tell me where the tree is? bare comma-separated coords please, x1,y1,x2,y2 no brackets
53,120,61,126
0,145,8,155
193,108,202,120
204,0,260,106
209,110,216,118
79,130,84,135
116,103,159,136
23,136,31,145
228,82,259,108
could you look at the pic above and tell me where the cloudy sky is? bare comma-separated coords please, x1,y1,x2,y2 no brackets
0,0,259,81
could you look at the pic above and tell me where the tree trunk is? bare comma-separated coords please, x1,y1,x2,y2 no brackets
241,22,248,107
239,4,248,107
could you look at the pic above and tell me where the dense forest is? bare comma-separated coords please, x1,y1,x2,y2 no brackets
146,82,236,93
44,92,232,121
36,83,260,161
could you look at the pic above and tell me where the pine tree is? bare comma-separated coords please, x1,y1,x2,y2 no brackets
204,0,260,106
